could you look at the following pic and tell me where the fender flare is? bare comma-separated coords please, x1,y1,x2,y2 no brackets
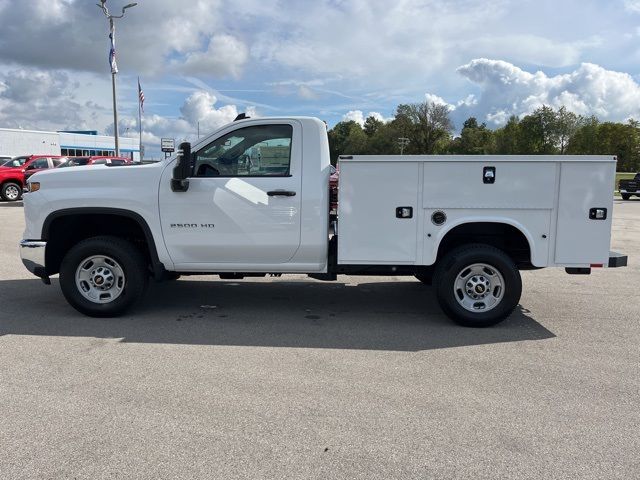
42,207,166,277
433,217,539,266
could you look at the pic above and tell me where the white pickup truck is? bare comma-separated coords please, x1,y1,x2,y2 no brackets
19,116,627,327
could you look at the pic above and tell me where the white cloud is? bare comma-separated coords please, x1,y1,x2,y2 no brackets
625,0,640,13
297,85,319,100
114,90,258,156
454,58,640,125
425,93,454,110
342,110,389,126
462,34,597,68
250,0,514,87
0,68,87,130
0,0,225,75
180,90,257,132
180,34,249,78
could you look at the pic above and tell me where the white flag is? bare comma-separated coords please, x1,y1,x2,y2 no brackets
109,23,118,74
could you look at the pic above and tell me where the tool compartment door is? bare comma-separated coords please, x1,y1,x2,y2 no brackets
338,161,419,264
554,162,615,265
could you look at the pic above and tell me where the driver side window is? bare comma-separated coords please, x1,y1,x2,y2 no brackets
28,158,49,170
194,124,292,178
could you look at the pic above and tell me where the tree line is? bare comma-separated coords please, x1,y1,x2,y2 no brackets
328,103,640,172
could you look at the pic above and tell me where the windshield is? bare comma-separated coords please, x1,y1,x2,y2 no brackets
58,157,90,167
1,156,29,168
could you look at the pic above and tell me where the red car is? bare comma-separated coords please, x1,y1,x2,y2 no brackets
56,156,132,168
329,164,339,216
0,155,67,201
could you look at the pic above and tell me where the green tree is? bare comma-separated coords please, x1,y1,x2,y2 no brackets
392,101,454,154
493,116,521,154
517,106,559,154
328,121,366,164
555,106,583,154
451,117,495,154
566,116,600,155
363,116,383,137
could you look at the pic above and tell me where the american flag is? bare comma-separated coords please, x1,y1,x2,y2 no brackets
109,23,118,74
138,78,145,113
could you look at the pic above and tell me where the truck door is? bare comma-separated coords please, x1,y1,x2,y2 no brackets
159,121,303,268
24,157,50,180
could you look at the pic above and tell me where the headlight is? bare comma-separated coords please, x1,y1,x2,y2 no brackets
28,182,40,193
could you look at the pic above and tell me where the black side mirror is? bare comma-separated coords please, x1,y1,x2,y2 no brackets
171,142,191,192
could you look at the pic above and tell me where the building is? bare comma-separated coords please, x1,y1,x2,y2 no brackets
0,127,141,161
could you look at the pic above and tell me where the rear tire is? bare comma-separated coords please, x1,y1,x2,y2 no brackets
621,193,631,200
433,244,522,327
1,182,22,201
59,236,149,317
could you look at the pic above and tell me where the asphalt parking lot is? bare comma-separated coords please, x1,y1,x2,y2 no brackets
0,199,638,479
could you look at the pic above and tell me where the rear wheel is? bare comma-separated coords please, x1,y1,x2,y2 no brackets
433,244,522,327
621,193,631,200
59,236,148,317
1,182,22,201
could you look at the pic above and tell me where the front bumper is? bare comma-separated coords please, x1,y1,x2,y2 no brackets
19,240,50,284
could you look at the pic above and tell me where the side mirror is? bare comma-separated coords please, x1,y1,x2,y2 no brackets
171,142,192,192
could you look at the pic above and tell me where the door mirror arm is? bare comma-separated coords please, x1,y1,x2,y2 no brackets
171,142,192,192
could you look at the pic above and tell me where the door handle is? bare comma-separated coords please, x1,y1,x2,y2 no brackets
267,190,296,197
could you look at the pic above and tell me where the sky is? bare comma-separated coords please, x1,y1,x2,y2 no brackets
0,0,640,157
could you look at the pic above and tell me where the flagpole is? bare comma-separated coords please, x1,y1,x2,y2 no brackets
98,1,138,158
138,77,142,162
110,17,119,157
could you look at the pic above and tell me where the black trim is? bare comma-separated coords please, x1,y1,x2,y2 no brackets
608,251,628,268
565,267,591,275
191,174,294,179
42,208,165,278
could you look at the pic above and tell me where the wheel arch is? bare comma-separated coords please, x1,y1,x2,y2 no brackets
1,177,23,186
42,207,165,278
433,218,538,268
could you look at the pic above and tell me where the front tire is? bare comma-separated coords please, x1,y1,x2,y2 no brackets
433,244,522,327
1,182,22,201
59,236,148,317
621,193,631,200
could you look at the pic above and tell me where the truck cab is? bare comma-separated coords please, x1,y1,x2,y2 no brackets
19,116,627,327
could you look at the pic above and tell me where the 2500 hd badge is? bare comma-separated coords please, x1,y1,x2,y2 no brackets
170,223,215,228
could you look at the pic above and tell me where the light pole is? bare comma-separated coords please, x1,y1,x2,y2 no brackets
397,137,410,155
97,0,138,157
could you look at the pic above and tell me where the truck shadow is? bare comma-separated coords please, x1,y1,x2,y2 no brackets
0,278,555,351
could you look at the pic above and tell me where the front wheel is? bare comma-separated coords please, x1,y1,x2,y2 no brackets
59,236,149,317
433,244,522,327
621,193,631,200
1,182,22,201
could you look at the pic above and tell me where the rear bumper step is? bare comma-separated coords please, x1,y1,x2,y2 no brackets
608,251,628,268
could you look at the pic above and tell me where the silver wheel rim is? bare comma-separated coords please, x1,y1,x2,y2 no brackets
454,263,505,313
4,184,19,200
75,255,126,304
